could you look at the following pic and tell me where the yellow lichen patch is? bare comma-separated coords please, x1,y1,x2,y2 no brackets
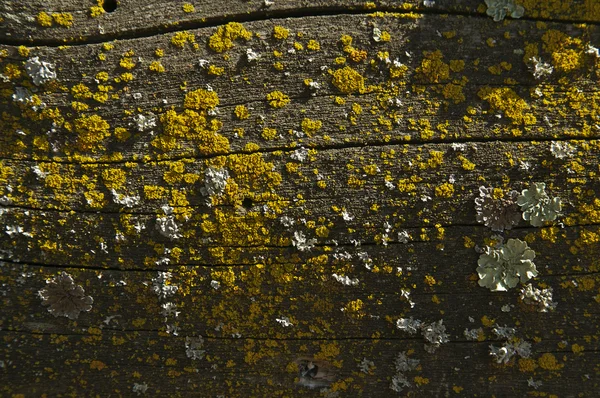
301,118,322,136
52,13,74,28
71,83,92,99
102,168,127,190
261,127,278,140
171,31,196,48
234,105,249,120
331,66,365,94
266,91,290,108
538,353,564,370
119,57,136,70
149,61,165,73
417,50,450,83
272,26,290,40
518,358,538,372
182,3,195,12
208,22,252,53
36,12,53,27
207,65,224,76
478,87,536,125
435,182,454,198
73,114,111,152
541,29,584,73
307,40,320,51
184,89,219,111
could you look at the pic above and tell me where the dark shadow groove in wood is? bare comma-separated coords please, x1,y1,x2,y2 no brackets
1,135,599,166
0,4,598,48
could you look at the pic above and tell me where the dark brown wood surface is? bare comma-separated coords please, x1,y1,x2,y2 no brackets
1,0,600,396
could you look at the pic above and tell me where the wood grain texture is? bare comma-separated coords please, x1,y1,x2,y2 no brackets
1,3,600,397
1,0,599,45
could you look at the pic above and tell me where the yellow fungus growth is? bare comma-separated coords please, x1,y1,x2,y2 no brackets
266,91,290,108
261,127,278,140
90,3,105,18
537,353,564,370
518,358,538,372
155,48,164,57
71,83,92,99
71,101,89,112
119,57,136,69
171,31,196,48
149,61,165,73
119,72,134,82
3,64,21,80
207,65,224,76
435,183,454,198
18,46,30,57
182,3,195,12
36,12,53,27
95,71,109,81
52,13,74,28
301,118,322,136
208,22,252,53
73,114,111,152
234,105,249,120
184,89,219,111
416,50,450,83
478,87,536,125
273,26,290,40
331,66,365,94
307,40,320,51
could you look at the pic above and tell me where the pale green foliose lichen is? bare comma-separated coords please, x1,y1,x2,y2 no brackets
484,0,525,22
517,182,561,227
477,238,538,292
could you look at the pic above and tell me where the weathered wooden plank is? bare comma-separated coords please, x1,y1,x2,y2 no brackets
1,14,599,163
1,327,598,397
2,4,600,398
2,0,599,45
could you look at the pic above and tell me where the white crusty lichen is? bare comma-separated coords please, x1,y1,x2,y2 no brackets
474,186,521,232
201,167,229,197
132,383,149,395
38,272,93,320
358,358,375,374
292,231,316,251
517,182,561,227
485,0,525,22
529,56,553,79
489,339,531,364
133,112,156,132
520,283,557,312
111,189,140,208
155,205,181,240
550,141,575,159
332,273,359,286
464,327,483,341
396,318,448,353
396,317,422,335
477,238,538,292
390,351,419,393
185,336,205,360
151,271,178,299
421,320,450,353
25,57,57,85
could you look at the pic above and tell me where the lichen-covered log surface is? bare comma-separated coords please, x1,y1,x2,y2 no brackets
1,0,600,396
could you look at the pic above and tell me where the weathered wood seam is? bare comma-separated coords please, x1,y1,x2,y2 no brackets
2,6,597,48
2,135,599,166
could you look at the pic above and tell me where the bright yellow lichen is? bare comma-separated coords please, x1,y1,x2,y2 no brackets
331,66,365,94
273,26,290,40
171,31,196,48
266,91,290,108
73,114,111,152
184,89,220,111
208,22,252,53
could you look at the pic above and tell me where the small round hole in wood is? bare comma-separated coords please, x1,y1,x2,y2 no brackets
242,198,253,210
102,0,118,12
